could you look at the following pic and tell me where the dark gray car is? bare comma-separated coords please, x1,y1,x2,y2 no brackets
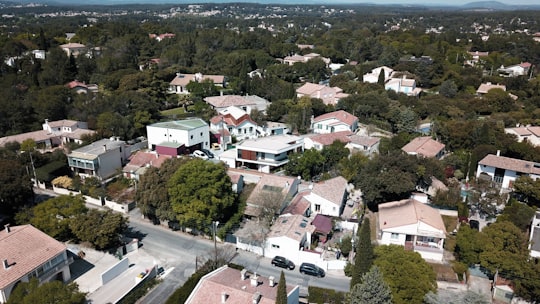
271,256,295,270
299,262,325,277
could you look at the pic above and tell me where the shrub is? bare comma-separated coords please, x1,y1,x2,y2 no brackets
308,286,346,304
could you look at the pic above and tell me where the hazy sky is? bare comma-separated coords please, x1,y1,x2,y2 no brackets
335,0,539,4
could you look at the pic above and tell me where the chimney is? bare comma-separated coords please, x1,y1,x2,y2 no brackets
496,150,500,156
103,145,107,152
252,292,261,304
4,224,10,233
221,292,228,303
2,259,9,270
241,269,247,280
250,272,258,287
268,276,275,287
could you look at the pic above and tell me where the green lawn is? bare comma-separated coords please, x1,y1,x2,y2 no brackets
160,107,186,117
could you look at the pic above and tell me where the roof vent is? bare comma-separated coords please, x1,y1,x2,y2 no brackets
251,272,258,287
3,259,9,270
241,268,247,280
4,224,10,233
268,276,275,287
221,292,228,303
252,292,261,304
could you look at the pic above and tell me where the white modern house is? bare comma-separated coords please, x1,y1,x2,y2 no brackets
264,214,315,262
378,199,447,262
363,66,394,83
146,118,210,156
476,153,540,190
529,211,540,259
220,134,304,173
67,137,128,180
0,225,72,304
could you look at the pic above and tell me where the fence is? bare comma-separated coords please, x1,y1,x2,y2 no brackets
52,186,134,214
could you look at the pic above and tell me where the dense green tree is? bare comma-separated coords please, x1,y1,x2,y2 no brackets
512,176,540,206
276,271,287,304
439,80,458,98
168,159,235,232
497,199,536,231
349,266,392,304
136,158,187,223
17,194,87,241
7,278,86,304
0,157,33,215
374,245,437,304
284,148,325,181
351,218,373,289
70,209,128,250
186,79,220,100
338,152,368,182
454,225,483,265
321,140,350,172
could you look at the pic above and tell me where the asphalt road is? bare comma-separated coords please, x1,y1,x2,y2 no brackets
128,212,351,303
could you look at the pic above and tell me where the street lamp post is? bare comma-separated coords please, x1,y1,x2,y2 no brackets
213,221,219,266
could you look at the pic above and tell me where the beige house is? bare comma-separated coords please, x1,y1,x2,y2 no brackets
378,199,447,261
168,73,225,94
0,225,72,304
296,83,349,106
402,136,445,159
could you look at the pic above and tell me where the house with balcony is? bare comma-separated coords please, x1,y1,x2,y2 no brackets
68,137,128,180
311,110,358,134
378,198,447,261
0,119,95,149
185,265,299,304
296,83,349,106
0,225,72,304
224,134,303,173
210,106,258,142
146,118,210,156
402,136,445,159
477,153,540,190
168,72,225,94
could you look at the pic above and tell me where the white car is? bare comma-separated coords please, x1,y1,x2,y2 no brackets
192,150,208,160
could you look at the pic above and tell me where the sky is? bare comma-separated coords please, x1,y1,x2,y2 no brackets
27,0,540,5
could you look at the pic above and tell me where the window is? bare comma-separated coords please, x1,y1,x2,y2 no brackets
272,244,280,249
390,233,399,240
190,135,193,139
315,204,321,212
200,132,203,136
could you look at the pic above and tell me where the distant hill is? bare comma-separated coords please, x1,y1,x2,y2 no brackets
462,1,509,9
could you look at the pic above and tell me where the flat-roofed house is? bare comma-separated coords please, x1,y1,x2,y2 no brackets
476,153,540,189
68,137,128,180
168,72,225,94
402,136,445,159
233,134,304,173
185,265,299,304
146,118,210,156
0,225,72,304
265,214,316,263
378,199,447,261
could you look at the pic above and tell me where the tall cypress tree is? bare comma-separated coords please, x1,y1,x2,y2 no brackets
276,270,287,304
377,70,386,85
350,218,374,290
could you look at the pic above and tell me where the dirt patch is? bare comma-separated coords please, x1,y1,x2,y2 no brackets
430,263,459,283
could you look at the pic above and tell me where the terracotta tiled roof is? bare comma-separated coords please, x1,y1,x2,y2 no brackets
313,110,358,127
506,126,540,137
402,136,445,158
296,82,324,95
0,130,55,146
378,199,446,235
0,225,67,289
307,131,352,146
347,135,380,147
124,151,171,170
478,154,540,175
311,214,332,235
60,43,85,49
247,174,297,210
227,172,241,184
283,192,310,215
205,95,253,108
311,176,348,206
186,266,297,304
267,214,316,241
477,82,506,94
170,73,224,86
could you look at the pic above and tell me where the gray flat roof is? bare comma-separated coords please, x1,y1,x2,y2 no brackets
70,138,125,158
149,119,207,131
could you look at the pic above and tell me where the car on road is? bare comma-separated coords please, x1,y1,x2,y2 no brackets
299,262,325,277
192,150,208,160
211,143,221,150
201,148,215,159
271,256,295,270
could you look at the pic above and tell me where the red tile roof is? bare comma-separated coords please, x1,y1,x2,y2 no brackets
311,176,348,206
313,110,358,127
0,225,67,289
311,214,332,235
307,131,353,146
378,199,446,235
478,154,540,175
401,136,445,158
186,266,297,304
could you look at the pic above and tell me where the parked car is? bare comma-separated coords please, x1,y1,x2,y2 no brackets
211,143,221,150
271,256,295,270
299,262,325,277
192,150,208,160
201,148,215,159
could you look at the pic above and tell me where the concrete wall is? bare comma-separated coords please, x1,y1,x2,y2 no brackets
101,257,130,285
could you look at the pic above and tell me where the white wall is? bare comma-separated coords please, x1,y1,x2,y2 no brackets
307,193,340,217
147,125,210,150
